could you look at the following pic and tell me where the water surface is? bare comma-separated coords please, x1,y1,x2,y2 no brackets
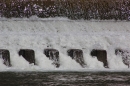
0,72,130,86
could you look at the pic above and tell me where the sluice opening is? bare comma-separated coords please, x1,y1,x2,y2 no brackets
0,49,11,67
91,49,109,68
18,49,35,65
115,49,130,68
0,48,129,69
44,49,60,68
67,49,86,68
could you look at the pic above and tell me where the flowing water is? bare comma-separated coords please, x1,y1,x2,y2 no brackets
0,0,130,85
0,18,130,85
0,72,130,86
0,18,130,71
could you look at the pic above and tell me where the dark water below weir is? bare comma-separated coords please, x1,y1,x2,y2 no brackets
0,72,130,86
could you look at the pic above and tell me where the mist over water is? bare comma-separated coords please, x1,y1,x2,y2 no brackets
0,17,130,71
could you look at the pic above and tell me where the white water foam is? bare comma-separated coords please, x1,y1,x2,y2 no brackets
0,17,130,71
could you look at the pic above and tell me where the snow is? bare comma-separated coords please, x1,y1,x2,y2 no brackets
0,17,130,71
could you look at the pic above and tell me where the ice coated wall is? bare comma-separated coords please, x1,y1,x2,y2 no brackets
0,18,130,71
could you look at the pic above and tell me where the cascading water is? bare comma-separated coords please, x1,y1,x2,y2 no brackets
0,1,130,86
0,17,129,71
0,0,129,72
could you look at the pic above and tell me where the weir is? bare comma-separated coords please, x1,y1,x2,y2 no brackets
0,18,130,71
0,1,130,86
0,15,129,70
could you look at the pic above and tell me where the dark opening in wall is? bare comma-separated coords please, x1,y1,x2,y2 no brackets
0,49,11,67
18,49,35,65
44,49,60,68
67,49,86,68
91,49,108,68
115,48,130,68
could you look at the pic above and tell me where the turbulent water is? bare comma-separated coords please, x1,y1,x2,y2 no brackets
0,17,130,71
0,72,130,86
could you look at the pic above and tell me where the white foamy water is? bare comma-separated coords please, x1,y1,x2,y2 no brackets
0,17,130,71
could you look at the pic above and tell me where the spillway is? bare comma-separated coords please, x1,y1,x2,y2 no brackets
0,17,130,71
